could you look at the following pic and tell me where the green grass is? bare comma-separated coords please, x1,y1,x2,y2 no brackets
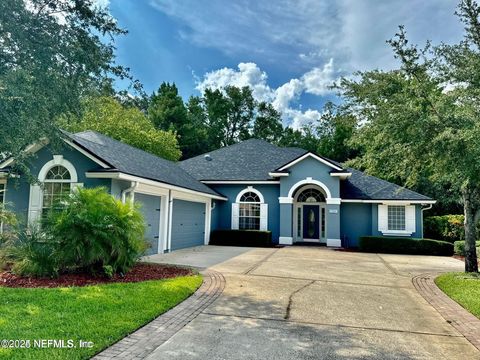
435,272,480,319
0,275,202,360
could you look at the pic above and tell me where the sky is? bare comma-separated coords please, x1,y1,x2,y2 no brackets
106,0,465,128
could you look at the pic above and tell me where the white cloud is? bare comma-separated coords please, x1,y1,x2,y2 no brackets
195,60,337,129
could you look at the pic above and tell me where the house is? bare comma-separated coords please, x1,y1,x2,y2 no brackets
0,131,435,254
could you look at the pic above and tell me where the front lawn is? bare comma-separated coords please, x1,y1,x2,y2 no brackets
435,272,480,319
0,275,202,360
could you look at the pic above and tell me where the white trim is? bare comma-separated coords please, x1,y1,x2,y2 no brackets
327,238,341,247
279,197,293,204
201,180,280,184
326,198,341,205
341,199,436,204
204,201,211,245
158,194,168,253
287,178,332,199
235,186,265,203
381,230,413,236
172,190,211,204
268,172,289,177
0,141,47,169
277,153,343,172
86,171,227,201
38,155,78,183
279,236,293,245
167,190,173,252
63,139,110,168
330,172,352,179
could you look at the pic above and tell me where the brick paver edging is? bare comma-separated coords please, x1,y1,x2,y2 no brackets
412,273,480,351
93,270,226,360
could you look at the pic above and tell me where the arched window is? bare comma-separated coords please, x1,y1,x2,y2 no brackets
296,188,325,203
232,187,268,231
42,165,72,212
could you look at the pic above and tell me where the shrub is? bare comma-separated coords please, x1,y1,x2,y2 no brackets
453,241,480,257
210,230,273,247
359,236,453,256
44,187,148,276
0,226,59,277
424,215,480,243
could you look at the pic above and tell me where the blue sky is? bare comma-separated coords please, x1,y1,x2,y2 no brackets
107,0,464,128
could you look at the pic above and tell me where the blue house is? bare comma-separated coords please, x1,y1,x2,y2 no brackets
0,131,435,253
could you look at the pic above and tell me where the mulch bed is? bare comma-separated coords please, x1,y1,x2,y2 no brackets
0,263,195,288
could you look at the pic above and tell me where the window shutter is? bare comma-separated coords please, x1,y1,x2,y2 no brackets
378,205,388,232
28,184,42,225
260,203,268,231
231,203,239,229
405,205,416,233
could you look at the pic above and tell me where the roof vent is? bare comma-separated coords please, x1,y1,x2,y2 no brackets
204,154,212,161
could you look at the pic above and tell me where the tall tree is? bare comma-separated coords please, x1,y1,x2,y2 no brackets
342,1,480,272
252,102,284,143
61,96,181,161
148,83,188,131
0,0,133,165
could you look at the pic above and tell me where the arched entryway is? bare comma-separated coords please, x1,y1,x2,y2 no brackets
293,185,327,243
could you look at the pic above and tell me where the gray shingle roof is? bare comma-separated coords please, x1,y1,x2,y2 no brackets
180,139,433,201
341,168,432,201
68,131,221,197
180,139,308,181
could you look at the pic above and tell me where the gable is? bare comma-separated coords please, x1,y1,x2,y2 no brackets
276,152,343,172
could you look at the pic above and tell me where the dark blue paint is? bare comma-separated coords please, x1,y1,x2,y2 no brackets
303,205,319,239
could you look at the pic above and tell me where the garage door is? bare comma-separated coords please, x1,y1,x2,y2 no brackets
171,199,206,251
135,193,161,255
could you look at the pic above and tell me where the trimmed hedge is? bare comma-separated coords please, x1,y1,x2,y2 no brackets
359,236,453,256
209,230,273,247
453,241,480,257
424,215,480,243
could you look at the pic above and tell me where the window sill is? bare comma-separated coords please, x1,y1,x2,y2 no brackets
381,230,413,237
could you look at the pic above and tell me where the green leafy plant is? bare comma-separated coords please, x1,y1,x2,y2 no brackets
359,236,453,256
210,230,273,247
453,241,480,257
424,215,480,243
0,226,59,277
44,187,148,276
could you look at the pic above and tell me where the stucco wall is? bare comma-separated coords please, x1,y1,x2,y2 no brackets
4,144,110,224
340,203,373,247
209,184,280,242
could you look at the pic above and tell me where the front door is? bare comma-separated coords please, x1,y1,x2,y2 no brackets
303,205,320,240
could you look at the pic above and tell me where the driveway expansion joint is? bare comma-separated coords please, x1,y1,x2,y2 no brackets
242,248,280,275
92,270,225,360
413,273,480,352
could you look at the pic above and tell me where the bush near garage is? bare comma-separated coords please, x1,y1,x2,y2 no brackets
424,215,480,243
209,229,273,247
359,236,453,256
453,240,480,257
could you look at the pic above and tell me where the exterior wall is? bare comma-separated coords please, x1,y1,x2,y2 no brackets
340,203,373,247
371,204,423,238
4,144,109,224
279,157,340,198
209,184,280,243
111,179,133,199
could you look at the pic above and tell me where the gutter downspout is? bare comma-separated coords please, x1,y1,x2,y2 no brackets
121,181,139,203
421,203,433,238
166,189,173,252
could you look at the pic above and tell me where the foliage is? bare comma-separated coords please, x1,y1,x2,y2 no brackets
209,230,273,247
0,0,134,166
252,102,284,144
0,226,59,278
423,215,476,243
341,1,480,271
44,187,148,276
436,272,480,320
0,275,202,360
453,241,480,256
358,236,453,256
61,96,181,161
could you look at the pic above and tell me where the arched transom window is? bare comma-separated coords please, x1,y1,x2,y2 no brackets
296,188,325,203
232,188,268,231
42,165,72,211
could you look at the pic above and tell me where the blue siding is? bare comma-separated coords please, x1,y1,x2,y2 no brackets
340,203,372,247
135,193,161,255
171,199,206,251
4,144,109,224
209,184,280,243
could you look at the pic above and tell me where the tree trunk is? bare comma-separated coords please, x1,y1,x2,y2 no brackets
462,185,479,273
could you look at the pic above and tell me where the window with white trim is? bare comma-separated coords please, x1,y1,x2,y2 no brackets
0,183,5,204
239,192,261,230
387,205,405,231
42,165,72,212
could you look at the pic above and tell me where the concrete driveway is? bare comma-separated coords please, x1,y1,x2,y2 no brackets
145,246,479,359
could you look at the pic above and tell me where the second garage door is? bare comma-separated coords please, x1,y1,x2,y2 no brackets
171,199,206,251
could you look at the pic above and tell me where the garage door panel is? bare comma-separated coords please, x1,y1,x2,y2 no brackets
135,193,161,255
171,199,206,251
